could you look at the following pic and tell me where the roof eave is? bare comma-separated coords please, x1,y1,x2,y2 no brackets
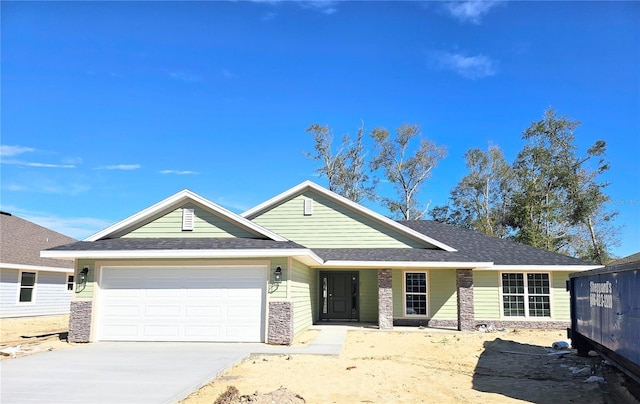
317,260,493,269
475,264,604,271
41,248,323,264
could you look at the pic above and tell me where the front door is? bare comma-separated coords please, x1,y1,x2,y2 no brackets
320,271,359,321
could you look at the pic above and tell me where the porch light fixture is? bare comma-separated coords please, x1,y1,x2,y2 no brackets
80,267,89,283
274,267,283,283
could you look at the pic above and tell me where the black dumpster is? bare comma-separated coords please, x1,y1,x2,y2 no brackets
568,259,640,383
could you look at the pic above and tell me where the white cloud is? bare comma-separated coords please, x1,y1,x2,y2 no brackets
2,159,76,168
432,51,497,79
99,164,141,170
250,0,338,15
168,71,202,83
159,170,199,175
2,206,112,240
299,1,338,15
445,1,502,24
1,144,78,168
0,145,36,157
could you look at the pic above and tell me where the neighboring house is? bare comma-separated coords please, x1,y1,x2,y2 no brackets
609,252,640,266
1,211,76,318
42,181,601,344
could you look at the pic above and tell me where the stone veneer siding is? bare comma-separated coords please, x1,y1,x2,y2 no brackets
474,320,570,330
456,269,474,331
69,300,92,343
267,301,294,345
378,269,393,330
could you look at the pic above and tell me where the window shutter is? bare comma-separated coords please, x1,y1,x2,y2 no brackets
182,208,195,231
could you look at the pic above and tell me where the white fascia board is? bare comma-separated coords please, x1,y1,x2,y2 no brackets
242,180,457,252
85,189,287,242
475,264,604,271
40,248,324,264
319,260,493,269
1,262,74,273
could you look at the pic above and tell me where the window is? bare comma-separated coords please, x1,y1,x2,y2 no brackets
405,272,427,316
67,275,74,291
19,272,36,303
502,273,551,317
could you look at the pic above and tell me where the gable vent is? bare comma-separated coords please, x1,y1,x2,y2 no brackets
303,199,313,216
182,208,195,231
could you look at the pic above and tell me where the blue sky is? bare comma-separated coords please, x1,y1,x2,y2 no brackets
2,1,639,258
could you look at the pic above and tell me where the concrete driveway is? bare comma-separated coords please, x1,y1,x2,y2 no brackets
0,342,261,404
0,328,346,404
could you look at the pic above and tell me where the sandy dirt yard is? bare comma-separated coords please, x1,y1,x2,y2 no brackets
183,327,639,404
0,315,70,359
2,318,637,403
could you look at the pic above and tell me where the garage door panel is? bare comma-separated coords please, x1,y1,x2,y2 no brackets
102,305,140,317
99,266,265,342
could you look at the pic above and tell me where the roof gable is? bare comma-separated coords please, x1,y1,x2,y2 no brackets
242,181,456,251
86,190,287,242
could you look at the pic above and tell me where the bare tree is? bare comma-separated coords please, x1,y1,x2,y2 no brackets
370,123,447,220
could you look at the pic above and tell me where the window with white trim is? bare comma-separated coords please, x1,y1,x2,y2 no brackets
501,273,551,317
19,271,37,303
67,275,74,291
405,272,427,316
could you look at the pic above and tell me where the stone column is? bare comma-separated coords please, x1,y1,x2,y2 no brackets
378,269,393,330
267,301,294,345
69,300,92,343
456,269,475,331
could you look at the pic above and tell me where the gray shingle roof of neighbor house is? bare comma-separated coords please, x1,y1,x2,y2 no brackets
608,252,640,266
0,211,76,269
46,237,307,251
398,220,594,266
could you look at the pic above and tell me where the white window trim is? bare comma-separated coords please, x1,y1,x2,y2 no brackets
66,274,75,292
17,270,37,304
499,271,553,319
403,270,429,317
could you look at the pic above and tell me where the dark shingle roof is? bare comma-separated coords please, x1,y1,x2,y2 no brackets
398,220,594,266
313,248,478,262
608,252,640,266
0,212,76,269
47,237,305,251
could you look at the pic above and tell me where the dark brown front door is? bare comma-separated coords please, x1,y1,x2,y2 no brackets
320,271,359,321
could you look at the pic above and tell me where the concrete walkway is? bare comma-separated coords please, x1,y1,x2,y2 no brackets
0,327,348,404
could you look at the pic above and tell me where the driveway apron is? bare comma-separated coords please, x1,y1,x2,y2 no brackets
1,327,348,404
0,342,261,404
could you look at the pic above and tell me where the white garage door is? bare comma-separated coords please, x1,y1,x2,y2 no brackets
97,266,266,342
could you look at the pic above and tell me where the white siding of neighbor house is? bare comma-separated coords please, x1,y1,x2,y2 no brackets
0,268,72,318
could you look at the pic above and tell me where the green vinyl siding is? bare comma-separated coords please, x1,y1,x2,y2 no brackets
358,269,378,322
123,203,257,238
392,269,456,318
429,270,457,319
552,271,572,320
392,269,404,317
473,271,501,319
251,191,425,248
291,260,314,334
269,258,288,299
75,259,95,299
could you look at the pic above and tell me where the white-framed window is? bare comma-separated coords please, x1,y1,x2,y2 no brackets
404,271,428,316
18,271,37,303
501,272,551,317
67,275,74,292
